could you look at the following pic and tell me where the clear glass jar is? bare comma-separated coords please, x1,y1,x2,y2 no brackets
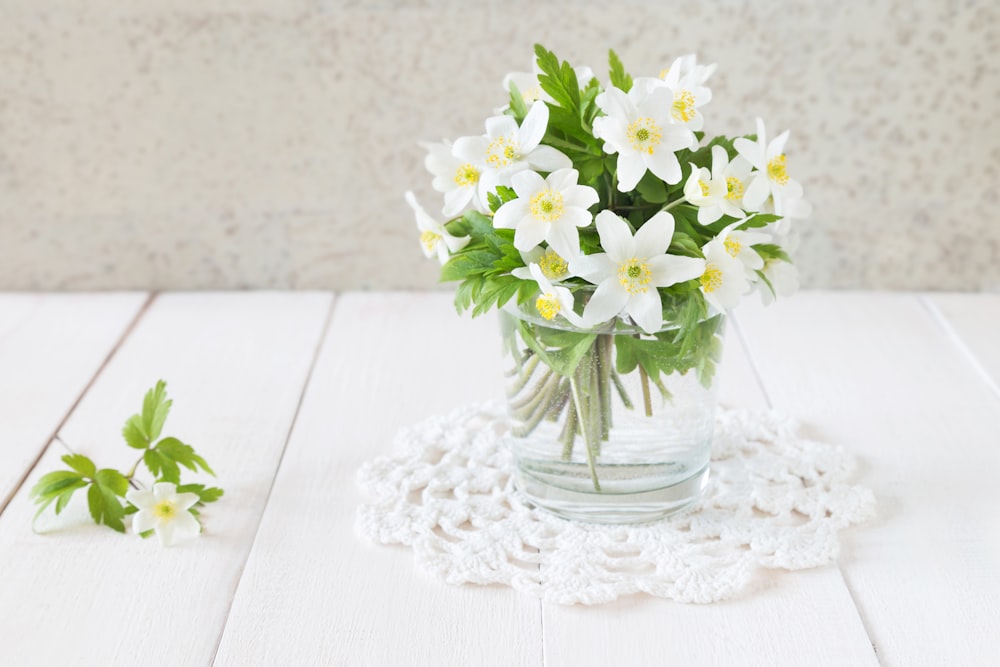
499,301,725,524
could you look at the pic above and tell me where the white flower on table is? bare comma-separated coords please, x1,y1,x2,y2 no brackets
734,118,804,215
452,101,572,206
683,145,754,225
420,141,486,217
527,263,584,326
592,85,696,192
405,191,470,264
570,210,706,334
758,258,799,306
493,168,598,258
699,230,752,311
126,482,200,547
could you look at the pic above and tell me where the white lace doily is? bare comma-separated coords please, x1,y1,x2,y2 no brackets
357,403,875,605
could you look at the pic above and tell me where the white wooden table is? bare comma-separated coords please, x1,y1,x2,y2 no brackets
0,291,997,667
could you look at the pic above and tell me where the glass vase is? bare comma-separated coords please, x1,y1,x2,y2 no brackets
499,302,725,524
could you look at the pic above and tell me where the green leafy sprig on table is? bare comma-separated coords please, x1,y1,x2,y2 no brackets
30,381,223,534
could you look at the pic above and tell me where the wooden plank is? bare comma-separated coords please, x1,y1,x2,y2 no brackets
213,293,542,667
734,292,1000,666
0,292,332,667
542,309,878,666
0,292,148,511
923,293,1000,396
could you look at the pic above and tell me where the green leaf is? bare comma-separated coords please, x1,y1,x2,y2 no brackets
144,448,180,484
517,320,597,377
154,437,216,477
177,483,225,505
635,171,668,203
61,453,96,479
753,243,792,263
608,49,633,92
87,482,125,532
667,232,704,258
54,483,87,515
122,415,148,450
143,380,172,441
95,468,129,497
30,470,85,502
507,80,529,120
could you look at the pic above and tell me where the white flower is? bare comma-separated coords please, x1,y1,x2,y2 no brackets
699,232,752,311
503,65,596,106
635,54,715,132
511,246,572,281
493,168,598,258
593,85,695,191
683,145,754,224
527,263,584,326
126,482,201,547
719,221,771,279
734,118,804,214
570,210,706,334
758,259,799,306
661,54,717,86
420,141,485,217
452,101,572,205
405,191,470,264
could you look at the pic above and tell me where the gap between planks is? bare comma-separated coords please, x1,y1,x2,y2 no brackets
0,292,156,517
918,295,1000,402
207,293,340,666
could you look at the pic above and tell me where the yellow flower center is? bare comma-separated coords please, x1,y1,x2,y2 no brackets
486,135,519,168
529,189,565,222
700,264,723,293
725,177,745,201
538,248,569,280
153,500,176,520
672,90,696,123
724,237,742,258
535,293,561,320
627,117,663,155
618,258,652,295
522,86,543,103
453,163,479,187
420,230,440,252
767,155,789,185
698,179,710,197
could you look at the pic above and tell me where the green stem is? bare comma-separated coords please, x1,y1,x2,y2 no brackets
569,371,601,492
611,371,634,409
559,399,578,461
638,365,653,417
659,196,688,213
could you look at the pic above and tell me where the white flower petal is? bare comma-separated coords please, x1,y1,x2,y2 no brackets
616,153,647,191
734,137,765,170
125,489,155,511
711,145,729,179
563,184,599,209
510,169,545,198
570,252,616,283
595,211,634,261
743,173,771,209
582,280,629,326
596,87,634,123
518,101,549,151
559,207,593,230
175,492,200,512
697,205,723,225
768,130,790,160
485,115,518,139
644,147,682,185
626,289,663,334
442,187,473,217
153,482,177,500
525,145,572,172
634,211,674,257
452,135,488,164
546,168,578,192
647,254,706,286
493,199,529,229
173,511,201,543
513,218,549,252
131,509,156,534
545,221,581,259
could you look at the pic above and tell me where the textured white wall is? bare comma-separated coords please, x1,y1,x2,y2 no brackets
0,0,996,290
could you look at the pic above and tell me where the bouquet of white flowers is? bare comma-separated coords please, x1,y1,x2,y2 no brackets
406,45,809,516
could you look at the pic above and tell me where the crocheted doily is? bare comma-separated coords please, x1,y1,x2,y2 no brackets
357,402,875,605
